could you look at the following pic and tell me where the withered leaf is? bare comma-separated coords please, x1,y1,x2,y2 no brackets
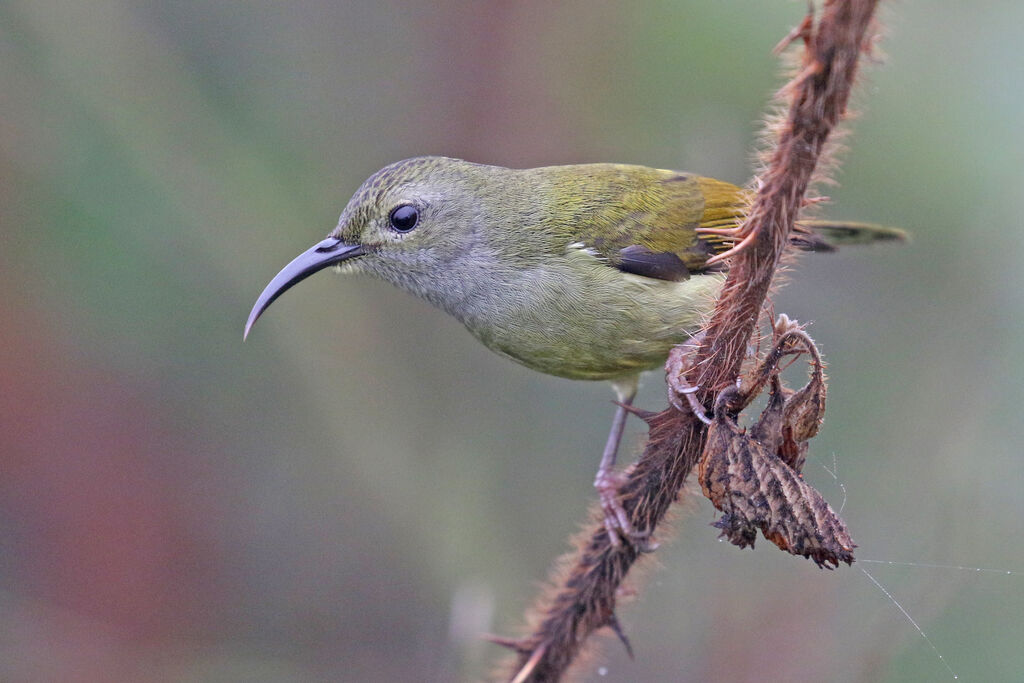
699,387,854,569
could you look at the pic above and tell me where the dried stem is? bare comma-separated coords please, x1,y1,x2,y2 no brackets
495,2,881,681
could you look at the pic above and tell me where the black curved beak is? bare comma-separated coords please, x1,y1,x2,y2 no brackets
244,238,364,340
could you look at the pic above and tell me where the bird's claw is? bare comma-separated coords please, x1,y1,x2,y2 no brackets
594,470,658,552
670,382,712,425
666,343,713,425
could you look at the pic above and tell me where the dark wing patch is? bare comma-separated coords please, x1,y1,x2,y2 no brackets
616,246,691,282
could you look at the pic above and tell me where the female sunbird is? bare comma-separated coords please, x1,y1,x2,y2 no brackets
244,156,902,545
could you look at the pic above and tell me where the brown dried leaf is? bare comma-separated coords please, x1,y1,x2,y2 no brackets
741,316,827,472
699,387,854,569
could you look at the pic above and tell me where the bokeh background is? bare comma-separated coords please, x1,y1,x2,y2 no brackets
2,1,1022,681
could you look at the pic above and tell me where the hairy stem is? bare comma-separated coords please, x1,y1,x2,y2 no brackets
497,2,881,681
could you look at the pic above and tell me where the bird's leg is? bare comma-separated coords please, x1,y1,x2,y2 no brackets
594,397,633,544
594,376,652,549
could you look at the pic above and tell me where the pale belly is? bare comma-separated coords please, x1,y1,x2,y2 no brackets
461,268,725,381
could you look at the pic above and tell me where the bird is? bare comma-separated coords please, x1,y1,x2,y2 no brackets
244,156,903,546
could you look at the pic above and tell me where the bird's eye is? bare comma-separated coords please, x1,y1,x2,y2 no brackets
389,204,419,232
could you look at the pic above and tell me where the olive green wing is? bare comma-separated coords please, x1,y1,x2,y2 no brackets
562,165,746,282
561,166,904,281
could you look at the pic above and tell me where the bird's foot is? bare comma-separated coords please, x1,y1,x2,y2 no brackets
594,469,658,552
669,375,712,425
666,342,712,424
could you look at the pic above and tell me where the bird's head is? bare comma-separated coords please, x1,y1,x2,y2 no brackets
244,156,509,339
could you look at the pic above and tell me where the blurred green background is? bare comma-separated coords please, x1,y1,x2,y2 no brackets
2,1,1022,681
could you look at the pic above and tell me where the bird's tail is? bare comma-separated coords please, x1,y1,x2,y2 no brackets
791,220,908,252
